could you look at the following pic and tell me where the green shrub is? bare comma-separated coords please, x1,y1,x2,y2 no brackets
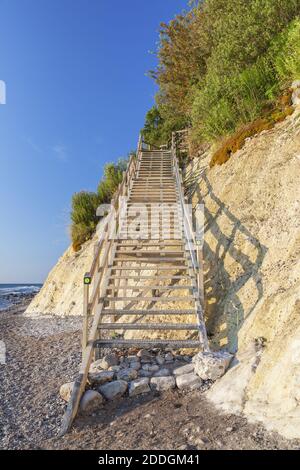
142,106,188,147
147,0,300,148
191,55,278,141
71,191,101,251
273,18,300,83
71,159,128,251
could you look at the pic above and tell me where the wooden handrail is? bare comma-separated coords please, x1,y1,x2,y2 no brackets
81,148,139,357
171,132,202,300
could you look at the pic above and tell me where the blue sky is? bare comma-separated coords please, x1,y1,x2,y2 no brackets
0,0,188,283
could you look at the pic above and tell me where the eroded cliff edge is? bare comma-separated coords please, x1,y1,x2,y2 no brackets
185,110,300,438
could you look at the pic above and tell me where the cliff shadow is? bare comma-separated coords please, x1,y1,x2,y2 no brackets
188,171,267,353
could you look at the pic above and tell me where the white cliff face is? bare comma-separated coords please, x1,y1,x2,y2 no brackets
185,109,300,438
25,236,97,317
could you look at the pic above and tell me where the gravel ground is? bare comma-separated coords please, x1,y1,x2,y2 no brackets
1,305,300,450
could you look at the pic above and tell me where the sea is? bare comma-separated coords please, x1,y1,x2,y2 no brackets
0,283,42,311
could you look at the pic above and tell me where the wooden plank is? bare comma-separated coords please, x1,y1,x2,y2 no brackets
102,309,195,315
98,323,199,331
109,275,189,280
104,296,194,302
110,266,187,271
94,339,201,349
107,285,193,291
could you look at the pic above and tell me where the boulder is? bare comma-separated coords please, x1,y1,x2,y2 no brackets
117,368,138,382
99,380,128,400
153,368,171,377
79,390,103,413
98,353,119,370
127,355,139,363
193,351,233,381
156,354,165,366
129,378,151,397
137,349,153,363
176,373,203,390
89,370,114,385
139,370,152,378
89,359,104,374
130,362,141,371
142,364,159,373
59,382,74,402
165,352,174,363
150,376,176,392
292,81,300,106
173,363,194,376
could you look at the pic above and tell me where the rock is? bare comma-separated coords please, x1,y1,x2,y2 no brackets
176,373,203,390
193,351,233,381
142,364,159,372
79,390,103,413
173,363,194,376
98,353,119,370
109,365,121,372
153,368,171,377
59,382,74,402
89,359,104,373
183,356,192,363
150,376,176,392
137,349,153,361
292,89,300,106
130,362,141,371
88,370,114,385
156,354,165,366
117,368,138,382
165,352,174,362
292,79,300,89
128,378,151,397
99,380,128,401
139,370,152,378
127,355,139,363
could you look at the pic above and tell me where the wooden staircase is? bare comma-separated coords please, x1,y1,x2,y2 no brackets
60,135,209,434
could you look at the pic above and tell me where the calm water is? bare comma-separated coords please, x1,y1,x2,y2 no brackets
0,283,42,311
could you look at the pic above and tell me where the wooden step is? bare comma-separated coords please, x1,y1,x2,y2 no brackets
107,285,193,292
102,309,195,316
109,275,189,280
116,249,184,254
115,242,184,247
113,257,186,263
98,323,198,331
116,251,184,257
111,266,188,271
94,339,201,349
104,296,194,302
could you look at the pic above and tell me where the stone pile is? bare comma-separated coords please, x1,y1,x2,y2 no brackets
60,349,233,413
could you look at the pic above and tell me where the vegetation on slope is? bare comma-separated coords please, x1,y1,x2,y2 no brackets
71,159,127,251
142,0,300,162
70,1,300,250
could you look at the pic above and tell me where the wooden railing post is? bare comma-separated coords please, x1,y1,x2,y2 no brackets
82,273,90,361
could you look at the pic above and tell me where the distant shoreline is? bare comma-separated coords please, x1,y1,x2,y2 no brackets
0,284,41,314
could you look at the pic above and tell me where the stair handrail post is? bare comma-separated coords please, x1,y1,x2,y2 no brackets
80,148,138,358
171,137,202,298
82,273,91,360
